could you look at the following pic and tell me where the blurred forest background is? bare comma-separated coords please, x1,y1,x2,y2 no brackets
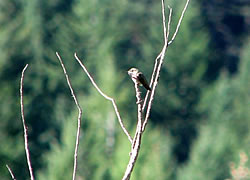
0,0,250,179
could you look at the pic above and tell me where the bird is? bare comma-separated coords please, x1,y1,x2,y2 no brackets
128,68,151,91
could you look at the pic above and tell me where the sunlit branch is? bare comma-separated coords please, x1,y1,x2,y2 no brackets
56,52,83,180
131,83,143,150
122,83,143,180
168,0,190,45
6,165,16,180
142,1,172,132
142,52,161,111
74,53,133,144
20,64,35,180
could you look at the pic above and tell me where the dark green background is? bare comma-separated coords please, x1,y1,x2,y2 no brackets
0,0,249,179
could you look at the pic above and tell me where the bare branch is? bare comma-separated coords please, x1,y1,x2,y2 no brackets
74,53,133,144
142,52,161,111
143,3,172,111
166,6,173,41
131,84,143,150
20,64,35,180
123,3,175,179
122,132,142,180
56,52,82,180
161,0,168,44
123,84,143,180
168,0,190,45
6,165,16,180
142,1,172,132
123,3,173,172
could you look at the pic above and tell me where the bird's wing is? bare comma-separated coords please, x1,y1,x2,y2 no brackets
138,72,151,91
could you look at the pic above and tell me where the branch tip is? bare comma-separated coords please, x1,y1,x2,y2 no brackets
6,165,16,180
56,52,82,180
20,64,34,180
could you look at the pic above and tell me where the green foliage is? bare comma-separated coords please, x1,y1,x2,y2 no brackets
0,0,249,179
131,128,175,180
177,40,250,180
37,114,75,180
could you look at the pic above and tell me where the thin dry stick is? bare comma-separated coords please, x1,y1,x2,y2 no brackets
6,165,16,180
74,53,133,144
168,0,190,45
143,0,190,131
142,1,172,132
20,64,34,180
142,4,173,111
142,52,161,111
56,52,82,180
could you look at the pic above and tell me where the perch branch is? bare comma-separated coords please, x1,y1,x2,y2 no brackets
123,83,143,180
20,64,34,180
122,2,176,178
131,84,143,150
56,52,83,180
74,53,132,144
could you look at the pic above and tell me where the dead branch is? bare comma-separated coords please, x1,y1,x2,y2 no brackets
74,53,133,144
20,64,34,180
122,0,190,178
168,0,190,45
56,52,83,180
6,165,16,180
70,0,190,179
142,3,173,111
142,52,161,111
143,0,189,132
142,1,173,132
122,83,143,180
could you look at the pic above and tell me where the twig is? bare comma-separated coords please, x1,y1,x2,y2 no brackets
142,52,161,111
168,0,190,45
142,0,190,131
6,165,16,180
56,52,83,180
142,1,172,132
166,6,172,42
74,53,133,144
20,64,34,180
142,3,173,111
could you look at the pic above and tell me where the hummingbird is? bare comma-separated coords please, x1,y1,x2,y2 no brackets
128,68,151,91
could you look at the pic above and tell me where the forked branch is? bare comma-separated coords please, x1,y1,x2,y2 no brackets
122,0,190,179
56,52,83,180
168,0,190,45
143,0,190,131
